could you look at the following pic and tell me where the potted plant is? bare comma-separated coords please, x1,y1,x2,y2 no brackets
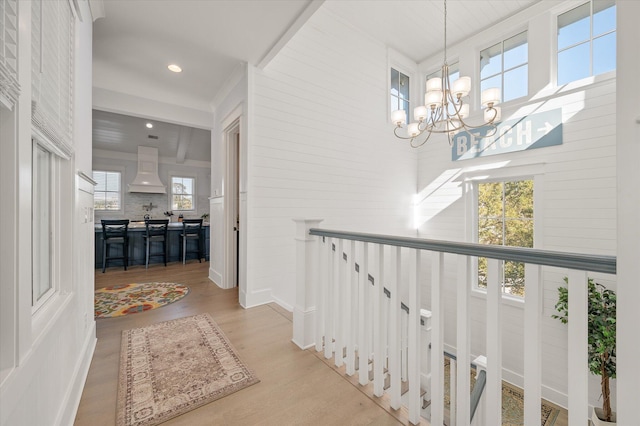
201,213,209,221
552,277,616,425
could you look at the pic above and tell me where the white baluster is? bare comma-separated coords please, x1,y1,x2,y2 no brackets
450,357,457,426
524,264,542,426
401,307,408,382
430,252,445,426
567,270,588,426
420,309,432,403
358,242,370,385
315,236,325,352
373,244,385,397
389,246,402,409
345,240,356,376
485,258,502,425
408,249,421,424
456,255,471,425
324,237,334,359
335,239,344,367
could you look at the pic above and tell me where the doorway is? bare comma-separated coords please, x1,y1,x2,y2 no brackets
224,119,240,288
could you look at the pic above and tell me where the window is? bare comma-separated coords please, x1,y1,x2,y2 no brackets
477,180,533,297
557,0,616,86
171,176,195,211
426,61,460,84
390,68,410,123
93,171,121,210
32,142,53,307
480,31,528,104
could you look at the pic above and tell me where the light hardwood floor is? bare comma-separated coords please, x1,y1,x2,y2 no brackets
75,262,570,426
74,262,404,425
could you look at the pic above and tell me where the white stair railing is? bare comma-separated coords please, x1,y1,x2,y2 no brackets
292,219,617,426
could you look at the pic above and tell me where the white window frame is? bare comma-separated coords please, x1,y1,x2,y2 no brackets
32,140,58,312
555,0,616,87
169,174,196,212
463,163,544,307
479,30,529,105
92,169,123,212
388,48,417,125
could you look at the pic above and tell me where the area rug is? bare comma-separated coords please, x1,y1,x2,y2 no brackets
443,358,560,425
116,313,260,426
95,282,189,318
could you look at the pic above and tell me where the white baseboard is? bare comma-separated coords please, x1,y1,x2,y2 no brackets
57,324,97,426
240,288,272,309
271,295,293,312
208,267,223,288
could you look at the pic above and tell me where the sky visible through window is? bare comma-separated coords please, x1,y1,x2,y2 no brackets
557,0,616,86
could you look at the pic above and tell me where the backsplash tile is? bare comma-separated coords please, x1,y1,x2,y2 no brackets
94,192,209,222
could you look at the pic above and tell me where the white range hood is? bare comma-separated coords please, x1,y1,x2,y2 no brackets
128,146,167,193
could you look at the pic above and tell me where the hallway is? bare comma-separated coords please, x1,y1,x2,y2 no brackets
74,263,402,425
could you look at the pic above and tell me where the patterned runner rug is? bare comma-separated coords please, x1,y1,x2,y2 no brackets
117,313,259,426
95,282,189,318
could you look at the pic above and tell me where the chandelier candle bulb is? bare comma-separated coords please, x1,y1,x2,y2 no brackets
481,87,501,108
485,106,501,123
425,90,443,107
414,106,428,122
408,123,421,137
391,109,407,126
426,77,443,92
458,104,470,119
452,77,471,97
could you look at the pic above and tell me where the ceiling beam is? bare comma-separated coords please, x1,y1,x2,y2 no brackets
176,127,192,164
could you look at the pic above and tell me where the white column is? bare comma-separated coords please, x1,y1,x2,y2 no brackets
616,1,640,424
408,249,422,425
430,252,445,426
523,264,542,426
485,258,502,425
292,218,323,349
389,246,402,409
456,255,471,425
567,270,588,426
373,244,385,396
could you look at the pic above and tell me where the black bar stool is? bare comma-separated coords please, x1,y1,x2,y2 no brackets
101,219,130,273
180,219,203,264
143,219,169,269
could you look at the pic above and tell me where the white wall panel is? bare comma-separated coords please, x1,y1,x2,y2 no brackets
415,3,616,413
248,5,416,309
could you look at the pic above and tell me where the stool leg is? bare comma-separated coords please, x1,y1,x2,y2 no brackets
146,238,150,269
163,239,167,266
102,239,107,273
124,238,128,271
183,236,186,264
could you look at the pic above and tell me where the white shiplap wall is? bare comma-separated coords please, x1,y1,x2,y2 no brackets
415,3,617,410
247,5,417,309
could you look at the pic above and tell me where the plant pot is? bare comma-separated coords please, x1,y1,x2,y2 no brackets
591,407,616,425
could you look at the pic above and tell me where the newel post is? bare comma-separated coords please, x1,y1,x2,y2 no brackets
292,218,323,349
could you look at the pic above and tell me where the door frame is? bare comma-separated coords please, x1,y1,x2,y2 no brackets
221,106,244,292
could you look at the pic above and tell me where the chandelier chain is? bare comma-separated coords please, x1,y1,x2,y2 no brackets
443,0,447,64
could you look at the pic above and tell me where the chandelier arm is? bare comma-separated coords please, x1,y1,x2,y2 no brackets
394,126,427,140
410,129,434,148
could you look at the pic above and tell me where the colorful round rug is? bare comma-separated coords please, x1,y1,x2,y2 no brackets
95,282,190,318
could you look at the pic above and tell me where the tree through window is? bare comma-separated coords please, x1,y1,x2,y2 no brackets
171,176,195,211
477,180,533,297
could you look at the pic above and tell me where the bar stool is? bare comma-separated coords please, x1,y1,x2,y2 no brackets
143,219,169,269
180,219,203,264
101,219,130,273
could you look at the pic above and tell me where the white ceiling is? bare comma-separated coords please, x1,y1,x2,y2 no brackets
91,0,541,161
92,110,211,162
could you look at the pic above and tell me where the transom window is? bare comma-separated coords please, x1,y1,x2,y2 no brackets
93,170,121,210
477,180,534,297
390,68,410,123
480,31,528,104
171,176,195,211
557,0,616,86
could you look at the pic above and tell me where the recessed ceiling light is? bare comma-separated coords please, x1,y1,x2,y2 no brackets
146,123,153,129
168,64,182,73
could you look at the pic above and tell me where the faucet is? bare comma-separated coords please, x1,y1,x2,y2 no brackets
142,202,156,211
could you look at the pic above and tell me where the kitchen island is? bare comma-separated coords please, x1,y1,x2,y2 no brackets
95,221,210,269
